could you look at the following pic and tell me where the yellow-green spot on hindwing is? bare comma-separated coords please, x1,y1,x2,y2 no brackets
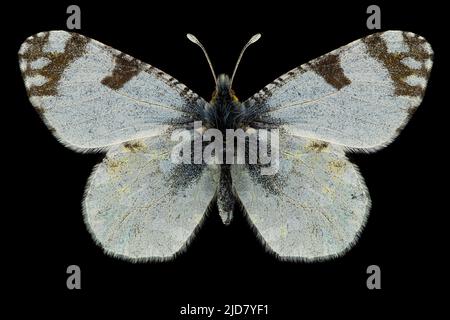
306,140,329,153
327,159,346,175
105,157,128,175
123,140,147,153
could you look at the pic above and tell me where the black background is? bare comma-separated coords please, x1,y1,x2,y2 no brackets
6,0,445,315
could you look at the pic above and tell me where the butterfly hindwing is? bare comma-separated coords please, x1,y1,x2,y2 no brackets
232,133,370,260
245,30,433,150
84,132,219,260
18,30,206,151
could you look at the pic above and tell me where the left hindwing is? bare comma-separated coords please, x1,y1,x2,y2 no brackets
84,132,219,260
244,31,433,150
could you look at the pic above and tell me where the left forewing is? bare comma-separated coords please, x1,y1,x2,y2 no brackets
244,31,433,150
18,30,206,151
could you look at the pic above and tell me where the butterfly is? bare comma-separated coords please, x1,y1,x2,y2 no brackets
19,30,433,261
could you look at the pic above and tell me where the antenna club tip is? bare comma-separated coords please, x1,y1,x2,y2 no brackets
250,33,262,43
186,33,198,43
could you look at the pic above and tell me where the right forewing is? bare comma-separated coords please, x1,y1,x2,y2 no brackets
244,31,433,150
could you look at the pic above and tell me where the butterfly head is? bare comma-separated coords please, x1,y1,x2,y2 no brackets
187,33,261,103
218,73,231,91
216,74,238,100
210,74,239,104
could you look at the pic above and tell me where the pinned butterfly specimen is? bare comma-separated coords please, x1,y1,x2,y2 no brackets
18,30,433,261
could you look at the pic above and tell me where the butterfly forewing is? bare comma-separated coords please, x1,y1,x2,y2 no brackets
245,31,433,150
18,30,207,151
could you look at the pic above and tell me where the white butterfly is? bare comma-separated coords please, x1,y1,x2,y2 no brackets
19,30,433,261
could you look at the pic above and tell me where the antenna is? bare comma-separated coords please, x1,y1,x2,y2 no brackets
230,33,261,87
186,33,217,86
